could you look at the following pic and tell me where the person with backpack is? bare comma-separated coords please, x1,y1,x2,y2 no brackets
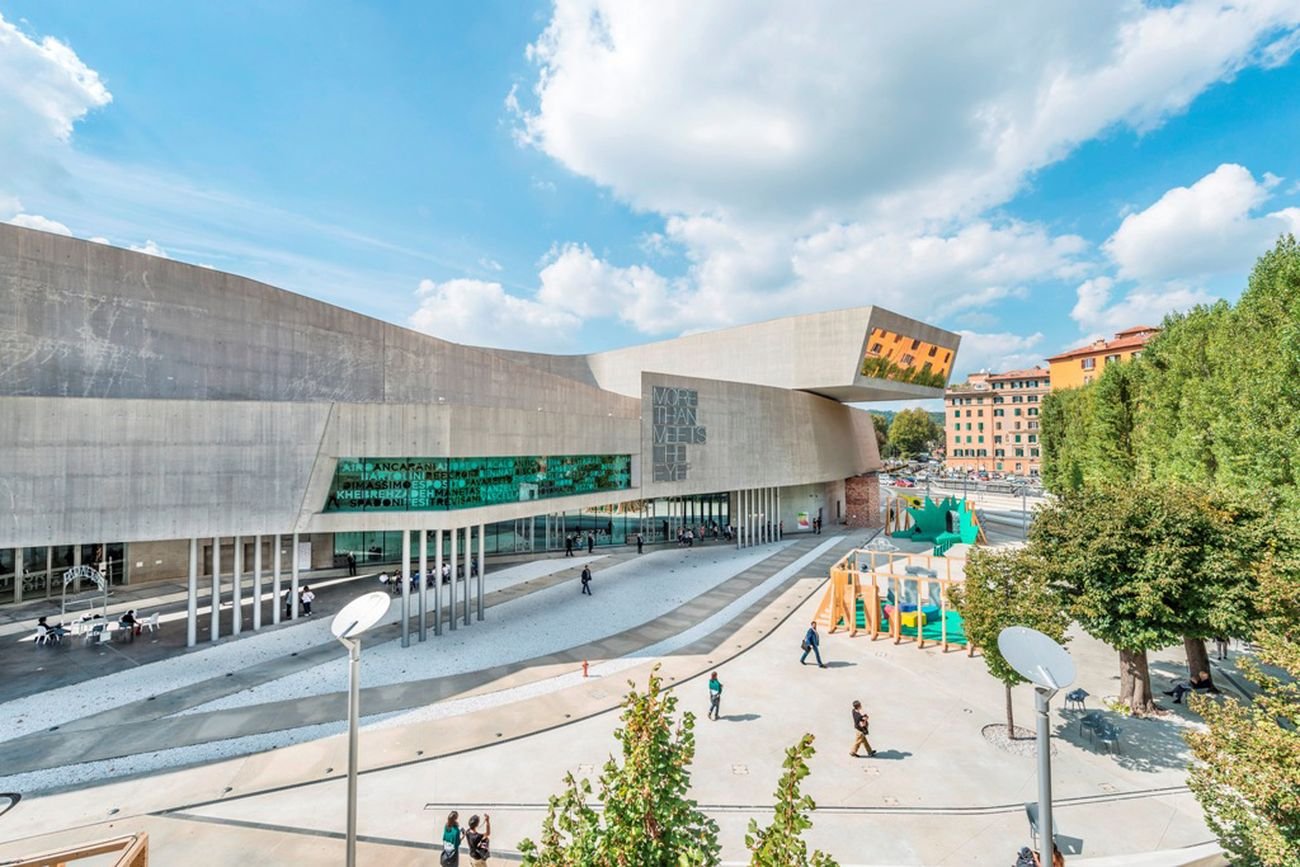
465,813,491,865
441,810,463,866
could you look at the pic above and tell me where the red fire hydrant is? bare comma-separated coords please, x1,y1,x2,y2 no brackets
582,660,590,678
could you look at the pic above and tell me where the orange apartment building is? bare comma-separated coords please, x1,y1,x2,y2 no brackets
1045,325,1159,389
944,366,1050,477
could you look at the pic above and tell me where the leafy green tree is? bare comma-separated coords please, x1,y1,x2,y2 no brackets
519,666,720,866
1088,361,1138,486
949,547,1071,733
869,413,890,456
1187,536,1300,867
888,408,941,458
1039,387,1095,493
745,734,839,867
1029,483,1244,714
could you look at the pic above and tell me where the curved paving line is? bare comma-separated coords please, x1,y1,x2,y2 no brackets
0,539,832,775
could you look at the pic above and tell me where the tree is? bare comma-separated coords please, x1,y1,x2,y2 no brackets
519,666,720,866
950,547,1071,734
869,413,890,456
888,408,941,458
745,734,839,867
1088,361,1138,486
1187,528,1300,867
1029,483,1243,714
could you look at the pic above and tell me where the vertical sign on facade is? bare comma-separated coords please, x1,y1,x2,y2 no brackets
652,386,707,482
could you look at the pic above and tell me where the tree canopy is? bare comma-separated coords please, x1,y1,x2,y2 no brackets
888,408,941,458
950,547,1071,732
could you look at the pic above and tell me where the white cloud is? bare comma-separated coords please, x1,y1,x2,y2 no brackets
1070,274,1216,335
7,213,71,236
951,330,1047,378
408,277,580,351
0,13,110,197
478,257,504,272
518,1,1300,224
493,1,1300,342
1104,163,1300,282
128,239,169,258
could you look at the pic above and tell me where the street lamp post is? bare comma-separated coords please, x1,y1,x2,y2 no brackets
999,626,1076,867
331,592,392,867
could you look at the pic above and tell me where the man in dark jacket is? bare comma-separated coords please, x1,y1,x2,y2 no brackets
580,565,593,596
851,699,876,757
800,621,825,667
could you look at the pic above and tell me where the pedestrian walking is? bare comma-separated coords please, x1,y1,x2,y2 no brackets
1214,635,1229,660
466,813,491,866
282,588,293,619
586,532,595,554
800,620,825,667
580,565,593,595
708,671,722,720
441,810,463,866
636,532,643,554
564,534,574,557
347,553,357,576
850,699,876,757
299,585,315,616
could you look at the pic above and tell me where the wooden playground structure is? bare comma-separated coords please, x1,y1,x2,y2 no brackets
6,833,149,866
813,542,975,653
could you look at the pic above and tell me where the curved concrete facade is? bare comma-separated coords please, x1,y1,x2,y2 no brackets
0,221,957,624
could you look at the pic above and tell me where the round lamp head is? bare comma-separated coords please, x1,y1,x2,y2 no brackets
331,592,391,641
997,626,1075,691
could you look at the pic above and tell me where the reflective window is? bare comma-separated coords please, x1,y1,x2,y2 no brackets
324,455,633,512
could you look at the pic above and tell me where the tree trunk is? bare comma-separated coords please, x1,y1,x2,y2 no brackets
1005,683,1015,736
1183,636,1213,687
1118,648,1156,715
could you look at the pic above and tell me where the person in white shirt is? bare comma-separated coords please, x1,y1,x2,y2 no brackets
299,586,316,616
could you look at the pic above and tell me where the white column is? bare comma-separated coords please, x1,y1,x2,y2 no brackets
759,490,766,544
252,535,263,631
463,526,472,626
435,529,444,636
186,538,198,647
210,537,221,643
272,533,282,625
13,547,22,605
418,529,428,642
232,535,243,636
449,528,458,631
291,531,301,620
401,528,411,648
767,488,774,542
743,490,751,548
477,522,485,621
777,489,782,539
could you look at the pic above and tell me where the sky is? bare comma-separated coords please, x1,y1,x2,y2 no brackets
4,1,1300,410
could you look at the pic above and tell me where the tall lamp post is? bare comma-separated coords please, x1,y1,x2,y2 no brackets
999,626,1076,867
330,591,392,867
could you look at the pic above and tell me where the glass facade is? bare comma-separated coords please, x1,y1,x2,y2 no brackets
324,454,632,513
333,493,731,562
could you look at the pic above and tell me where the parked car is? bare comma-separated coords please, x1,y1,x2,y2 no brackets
894,478,916,488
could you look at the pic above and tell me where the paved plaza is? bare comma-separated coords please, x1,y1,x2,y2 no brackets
0,528,1238,865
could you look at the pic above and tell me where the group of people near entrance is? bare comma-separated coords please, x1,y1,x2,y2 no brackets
440,810,491,866
564,532,596,557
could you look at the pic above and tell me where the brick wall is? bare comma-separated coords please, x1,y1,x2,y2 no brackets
844,472,881,528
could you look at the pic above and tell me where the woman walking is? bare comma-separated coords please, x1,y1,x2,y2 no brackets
441,810,463,866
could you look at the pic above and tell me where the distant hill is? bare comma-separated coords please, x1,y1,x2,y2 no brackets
870,409,946,427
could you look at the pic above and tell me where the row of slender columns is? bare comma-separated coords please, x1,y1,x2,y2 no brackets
184,524,493,650
188,532,296,648
736,487,783,549
400,524,488,648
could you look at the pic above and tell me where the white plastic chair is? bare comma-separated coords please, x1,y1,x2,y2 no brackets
84,623,105,646
33,628,48,646
144,611,160,634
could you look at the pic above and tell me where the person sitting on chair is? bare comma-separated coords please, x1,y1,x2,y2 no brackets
36,616,67,641
119,609,140,640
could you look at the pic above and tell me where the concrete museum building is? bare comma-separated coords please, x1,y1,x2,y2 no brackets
0,224,959,645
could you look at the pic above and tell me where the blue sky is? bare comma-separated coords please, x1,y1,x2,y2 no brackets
4,1,1300,395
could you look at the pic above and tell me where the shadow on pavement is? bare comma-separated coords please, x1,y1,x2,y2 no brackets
867,749,912,761
717,713,761,722
822,660,856,669
1053,708,1192,773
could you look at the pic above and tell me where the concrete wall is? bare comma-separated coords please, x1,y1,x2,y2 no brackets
638,372,882,500
0,224,634,415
